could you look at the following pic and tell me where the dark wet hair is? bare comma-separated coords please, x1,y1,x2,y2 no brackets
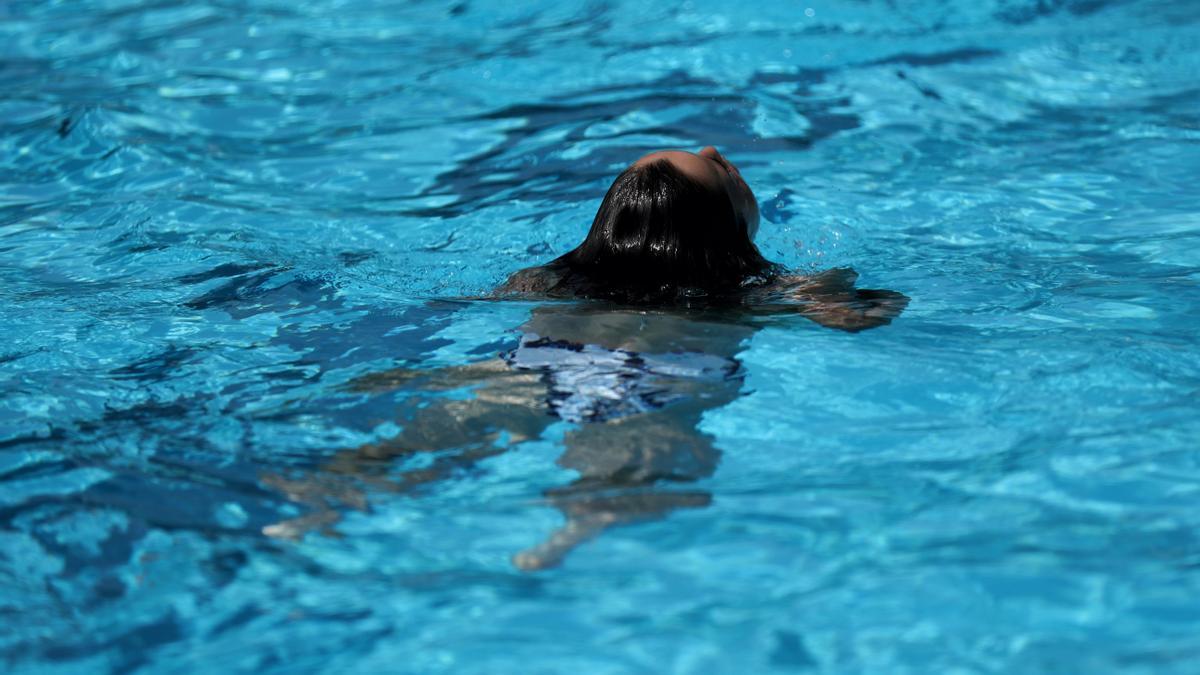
541,159,779,303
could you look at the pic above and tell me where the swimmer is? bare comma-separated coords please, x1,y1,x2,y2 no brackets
496,146,908,330
262,147,908,570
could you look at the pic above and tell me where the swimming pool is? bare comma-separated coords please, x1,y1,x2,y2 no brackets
2,0,1199,671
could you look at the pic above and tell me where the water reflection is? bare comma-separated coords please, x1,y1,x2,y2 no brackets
264,273,906,569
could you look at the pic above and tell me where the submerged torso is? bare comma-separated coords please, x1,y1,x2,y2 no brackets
500,305,757,424
502,333,740,424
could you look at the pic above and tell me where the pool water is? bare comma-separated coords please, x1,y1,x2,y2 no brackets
3,0,1200,672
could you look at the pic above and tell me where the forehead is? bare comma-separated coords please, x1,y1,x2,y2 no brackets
632,150,722,184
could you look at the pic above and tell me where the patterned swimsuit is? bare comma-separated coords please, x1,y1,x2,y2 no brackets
501,334,741,424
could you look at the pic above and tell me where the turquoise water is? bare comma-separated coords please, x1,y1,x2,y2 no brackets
3,0,1200,672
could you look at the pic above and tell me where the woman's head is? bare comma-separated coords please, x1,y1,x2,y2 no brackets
635,146,760,240
557,146,775,302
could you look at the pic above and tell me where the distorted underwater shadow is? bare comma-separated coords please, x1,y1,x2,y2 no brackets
261,270,908,570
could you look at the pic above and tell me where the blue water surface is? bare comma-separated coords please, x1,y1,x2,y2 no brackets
3,0,1200,672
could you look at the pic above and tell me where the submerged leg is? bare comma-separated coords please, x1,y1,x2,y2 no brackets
514,409,725,570
262,368,552,539
513,491,712,571
513,512,618,571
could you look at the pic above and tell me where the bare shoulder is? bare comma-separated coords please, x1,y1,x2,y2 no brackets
740,267,858,303
744,267,910,332
771,267,860,295
492,264,564,298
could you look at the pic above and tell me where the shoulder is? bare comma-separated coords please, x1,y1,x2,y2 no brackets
492,263,566,298
772,268,859,295
735,268,857,302
739,267,910,332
